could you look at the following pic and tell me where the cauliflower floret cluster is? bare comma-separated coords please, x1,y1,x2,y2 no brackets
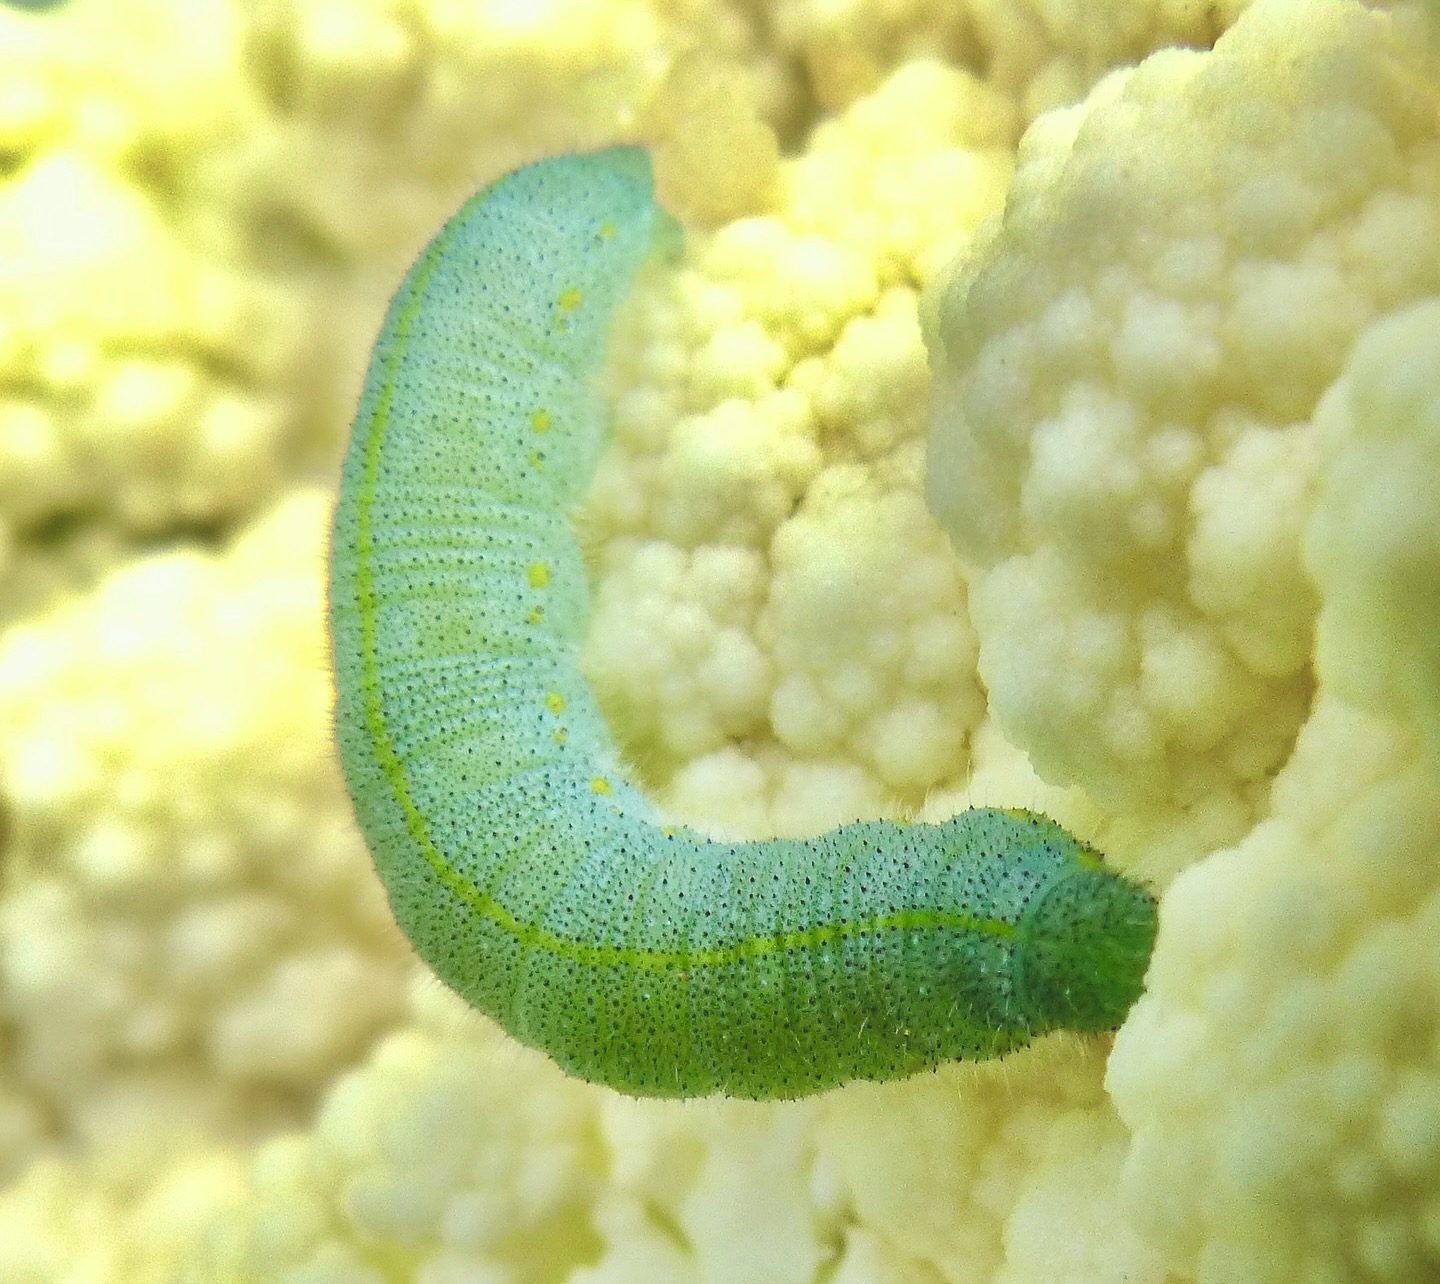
1107,297,1440,1284
237,0,715,258
0,1146,245,1284
7,987,1166,1284
0,1,319,562
1,1,1439,1282
184,982,610,1284
774,0,1243,121
1307,298,1440,760
585,59,1013,836
0,0,692,627
919,0,1440,1276
925,0,1440,869
0,491,409,1173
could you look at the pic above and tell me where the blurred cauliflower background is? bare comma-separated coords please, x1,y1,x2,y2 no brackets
1,0,1438,1281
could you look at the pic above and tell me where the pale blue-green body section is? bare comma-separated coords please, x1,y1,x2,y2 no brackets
329,148,1156,1099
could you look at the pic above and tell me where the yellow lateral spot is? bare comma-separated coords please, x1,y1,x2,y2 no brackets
553,729,569,745
597,221,617,240
557,287,583,312
546,692,566,715
527,606,544,625
528,562,550,589
528,451,545,471
530,409,551,433
590,777,612,795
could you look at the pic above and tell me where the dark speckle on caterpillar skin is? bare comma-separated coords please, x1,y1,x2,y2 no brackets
328,148,1159,1100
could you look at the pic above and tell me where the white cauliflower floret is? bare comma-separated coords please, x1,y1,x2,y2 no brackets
41,1008,1160,1284
1307,297,1440,760
0,148,303,535
239,0,689,257
1111,698,1440,1283
0,0,710,625
0,1158,131,1284
0,1,320,554
774,0,1239,121
924,0,1440,861
583,540,774,766
814,1045,1163,1284
584,59,1012,835
765,474,982,796
0,490,409,1166
149,982,609,1284
1107,299,1440,1282
0,1147,246,1284
594,1094,830,1284
773,0,986,112
966,0,1249,119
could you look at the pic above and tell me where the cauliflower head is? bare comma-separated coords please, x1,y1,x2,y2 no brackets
1,2,1438,1284
923,0,1440,1278
774,0,1243,121
1108,297,1440,1284
0,0,318,559
0,0,692,626
0,491,409,1173
584,58,1014,837
925,0,1440,869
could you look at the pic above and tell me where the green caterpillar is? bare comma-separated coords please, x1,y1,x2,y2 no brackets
328,147,1157,1099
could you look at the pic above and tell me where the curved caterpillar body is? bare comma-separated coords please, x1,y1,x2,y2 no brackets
328,148,1157,1100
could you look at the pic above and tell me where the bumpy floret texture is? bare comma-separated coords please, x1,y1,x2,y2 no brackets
237,0,724,255
173,983,610,1284
4,981,1170,1284
0,1148,246,1284
925,0,1440,867
0,491,408,1172
0,0,694,625
584,58,1012,836
1307,298,1440,762
0,0,317,566
774,0,1246,121
3,1,1440,1282
1107,297,1440,1284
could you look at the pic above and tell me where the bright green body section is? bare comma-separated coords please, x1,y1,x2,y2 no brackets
328,148,1157,1099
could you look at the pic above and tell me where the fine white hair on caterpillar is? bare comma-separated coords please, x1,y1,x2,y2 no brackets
327,147,1157,1100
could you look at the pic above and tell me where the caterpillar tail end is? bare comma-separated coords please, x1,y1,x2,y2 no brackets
1018,866,1158,1034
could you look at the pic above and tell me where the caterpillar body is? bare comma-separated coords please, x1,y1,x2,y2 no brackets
328,147,1157,1100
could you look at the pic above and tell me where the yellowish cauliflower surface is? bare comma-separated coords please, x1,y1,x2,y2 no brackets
926,0,1440,869
1106,298,1440,1283
584,57,1014,836
0,0,686,624
0,0,320,586
1307,298,1440,759
0,492,408,1174
924,0,1440,1278
774,0,1245,121
1,1,1438,1282
181,982,610,1284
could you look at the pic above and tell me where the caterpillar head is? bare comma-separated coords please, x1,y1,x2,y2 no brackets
1016,863,1158,1034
